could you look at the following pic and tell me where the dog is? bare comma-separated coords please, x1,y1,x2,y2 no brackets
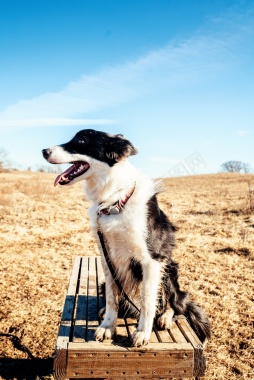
42,129,211,347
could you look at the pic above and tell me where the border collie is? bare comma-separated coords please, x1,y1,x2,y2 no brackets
42,129,210,347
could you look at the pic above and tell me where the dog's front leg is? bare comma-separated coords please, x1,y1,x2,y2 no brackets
131,259,161,347
95,267,119,341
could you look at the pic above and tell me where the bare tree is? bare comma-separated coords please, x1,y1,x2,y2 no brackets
0,147,10,172
241,162,251,174
36,164,63,173
221,160,251,173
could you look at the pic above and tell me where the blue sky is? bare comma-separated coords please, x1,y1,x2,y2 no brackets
0,0,253,177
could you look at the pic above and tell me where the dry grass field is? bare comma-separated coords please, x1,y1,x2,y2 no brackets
0,171,253,379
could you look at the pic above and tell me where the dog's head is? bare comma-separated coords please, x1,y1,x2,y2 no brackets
42,129,138,186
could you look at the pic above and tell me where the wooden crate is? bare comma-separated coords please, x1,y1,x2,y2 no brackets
54,256,206,380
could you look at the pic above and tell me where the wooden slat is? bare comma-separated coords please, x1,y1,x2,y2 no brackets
154,327,174,343
72,257,89,342
125,317,137,339
176,317,202,347
95,256,106,320
87,257,100,341
62,256,81,322
150,328,159,343
67,256,81,295
68,341,192,351
56,256,81,349
95,256,104,283
115,318,130,346
120,318,159,345
169,320,188,344
176,317,206,377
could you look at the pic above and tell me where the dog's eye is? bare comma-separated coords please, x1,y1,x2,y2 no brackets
78,140,85,144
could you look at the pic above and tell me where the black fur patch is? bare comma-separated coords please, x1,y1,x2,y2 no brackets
129,257,143,282
147,195,211,343
60,129,138,166
146,195,176,262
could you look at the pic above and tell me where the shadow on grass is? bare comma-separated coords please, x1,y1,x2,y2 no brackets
0,358,53,380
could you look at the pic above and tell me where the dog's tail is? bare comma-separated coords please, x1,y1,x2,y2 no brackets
170,291,211,344
165,262,211,344
169,291,211,344
184,301,211,343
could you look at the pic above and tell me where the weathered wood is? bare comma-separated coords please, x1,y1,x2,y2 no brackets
66,349,194,378
73,257,89,342
56,256,82,350
53,348,68,380
170,320,188,346
68,341,193,351
54,257,82,379
53,256,207,380
87,257,101,342
176,317,206,377
154,326,174,343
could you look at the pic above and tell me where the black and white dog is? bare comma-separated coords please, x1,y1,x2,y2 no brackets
42,129,210,347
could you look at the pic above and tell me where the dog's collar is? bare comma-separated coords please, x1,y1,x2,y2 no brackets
97,183,136,216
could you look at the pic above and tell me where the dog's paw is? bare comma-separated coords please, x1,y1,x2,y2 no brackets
157,309,174,330
95,325,115,342
131,330,149,347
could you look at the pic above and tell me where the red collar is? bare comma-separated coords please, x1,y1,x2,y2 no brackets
98,183,136,216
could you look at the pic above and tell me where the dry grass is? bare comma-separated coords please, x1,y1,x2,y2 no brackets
0,171,253,379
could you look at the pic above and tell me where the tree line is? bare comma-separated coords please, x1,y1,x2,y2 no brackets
0,147,252,174
220,160,251,173
0,147,61,173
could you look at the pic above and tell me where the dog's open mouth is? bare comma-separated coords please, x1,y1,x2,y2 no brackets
54,161,90,186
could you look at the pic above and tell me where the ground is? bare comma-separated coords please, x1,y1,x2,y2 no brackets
0,171,253,379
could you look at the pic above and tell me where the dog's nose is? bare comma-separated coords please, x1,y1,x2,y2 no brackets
42,148,52,159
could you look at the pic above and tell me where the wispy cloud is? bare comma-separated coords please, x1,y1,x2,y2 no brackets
0,7,252,129
1,118,117,128
236,130,248,137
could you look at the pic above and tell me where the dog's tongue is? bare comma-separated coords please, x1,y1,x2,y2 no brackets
54,164,75,187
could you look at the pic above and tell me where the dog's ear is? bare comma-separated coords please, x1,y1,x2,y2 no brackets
105,134,138,162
